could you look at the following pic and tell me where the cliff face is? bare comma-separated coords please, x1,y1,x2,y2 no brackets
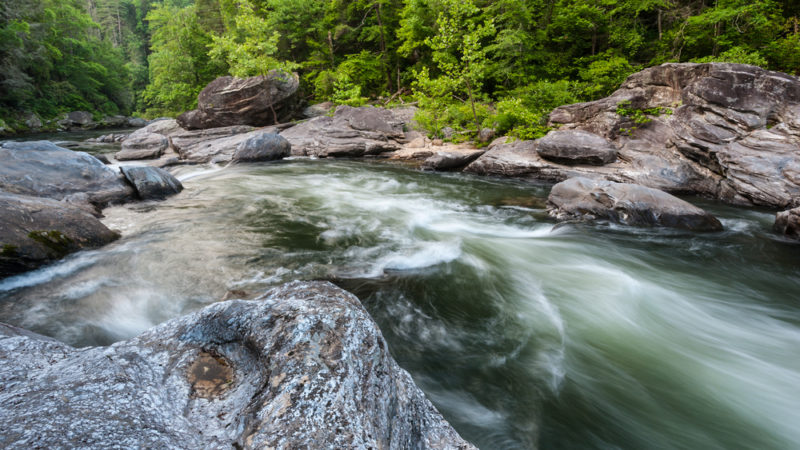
0,281,474,449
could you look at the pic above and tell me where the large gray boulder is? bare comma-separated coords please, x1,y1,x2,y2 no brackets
774,207,800,239
537,129,617,165
0,281,474,449
177,71,300,130
232,132,291,163
0,191,120,278
281,105,405,157
120,166,183,200
547,177,723,231
0,141,132,207
468,63,800,209
117,119,183,161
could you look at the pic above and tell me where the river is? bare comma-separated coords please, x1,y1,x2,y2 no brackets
1,148,799,449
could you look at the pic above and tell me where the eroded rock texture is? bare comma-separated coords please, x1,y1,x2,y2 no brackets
177,72,300,130
547,177,723,230
0,281,474,449
467,63,800,209
281,105,406,157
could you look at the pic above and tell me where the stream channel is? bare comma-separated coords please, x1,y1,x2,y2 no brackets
1,131,799,449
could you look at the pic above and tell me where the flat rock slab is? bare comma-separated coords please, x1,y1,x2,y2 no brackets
547,177,723,231
0,191,120,278
0,281,474,449
537,129,617,165
422,149,486,171
0,141,132,207
775,207,800,239
120,166,183,200
281,105,405,157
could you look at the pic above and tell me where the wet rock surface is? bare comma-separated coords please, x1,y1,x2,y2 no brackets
422,149,486,171
0,191,120,278
536,130,617,165
281,105,405,157
0,141,132,207
0,281,474,449
120,166,183,200
232,132,291,163
468,63,800,208
547,177,723,230
177,72,300,130
774,207,800,239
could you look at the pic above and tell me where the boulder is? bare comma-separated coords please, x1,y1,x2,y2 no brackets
774,207,800,239
120,166,183,200
100,115,127,127
57,111,95,130
127,117,148,128
0,141,132,207
177,71,300,130
422,149,486,171
117,119,183,161
537,130,617,165
547,177,723,231
467,63,800,208
303,101,334,118
0,191,120,278
0,281,474,449
281,105,405,157
116,132,168,160
171,125,260,164
23,113,42,129
232,132,291,163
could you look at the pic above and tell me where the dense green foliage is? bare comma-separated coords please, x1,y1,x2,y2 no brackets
1,0,799,137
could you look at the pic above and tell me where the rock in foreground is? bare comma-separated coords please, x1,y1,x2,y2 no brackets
547,177,723,231
0,281,474,449
0,192,120,278
232,132,291,163
177,71,300,130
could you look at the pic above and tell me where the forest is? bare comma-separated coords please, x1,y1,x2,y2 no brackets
1,0,799,139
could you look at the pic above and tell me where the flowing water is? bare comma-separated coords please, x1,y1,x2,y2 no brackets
1,158,799,449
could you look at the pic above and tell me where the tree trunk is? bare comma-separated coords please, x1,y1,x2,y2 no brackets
464,78,480,134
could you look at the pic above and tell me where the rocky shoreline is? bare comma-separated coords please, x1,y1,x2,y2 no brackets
1,62,799,448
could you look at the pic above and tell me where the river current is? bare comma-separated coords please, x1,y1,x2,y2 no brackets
1,150,799,449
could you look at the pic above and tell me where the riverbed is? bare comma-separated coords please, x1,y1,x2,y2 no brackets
1,155,798,449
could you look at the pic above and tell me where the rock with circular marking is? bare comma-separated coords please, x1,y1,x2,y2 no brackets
0,281,474,449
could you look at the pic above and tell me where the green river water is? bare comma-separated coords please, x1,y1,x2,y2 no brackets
1,151,799,449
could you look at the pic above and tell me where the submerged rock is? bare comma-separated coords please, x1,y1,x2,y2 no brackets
547,177,723,231
281,105,405,157
468,63,800,208
177,71,300,130
120,166,183,200
232,132,291,163
774,207,800,239
0,281,474,449
0,141,132,207
0,191,120,278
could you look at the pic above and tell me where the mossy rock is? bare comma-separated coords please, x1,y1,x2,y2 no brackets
27,230,74,258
